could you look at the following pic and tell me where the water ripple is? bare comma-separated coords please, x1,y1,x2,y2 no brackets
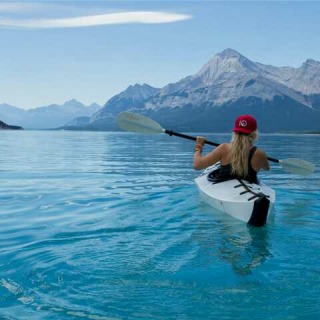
0,131,319,319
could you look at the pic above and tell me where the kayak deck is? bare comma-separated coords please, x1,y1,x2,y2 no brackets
195,164,275,225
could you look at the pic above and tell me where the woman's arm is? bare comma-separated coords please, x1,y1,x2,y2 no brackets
260,150,270,171
252,149,270,171
193,138,226,171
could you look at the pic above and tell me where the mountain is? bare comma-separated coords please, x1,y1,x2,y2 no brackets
86,84,160,130
62,49,320,132
143,49,311,110
0,100,101,129
25,99,101,129
0,103,27,126
255,59,320,95
62,116,91,129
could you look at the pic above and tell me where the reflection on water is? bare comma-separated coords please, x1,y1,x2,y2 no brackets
194,204,272,276
219,225,272,276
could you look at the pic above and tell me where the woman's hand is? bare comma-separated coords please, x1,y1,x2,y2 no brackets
194,143,225,171
196,136,206,146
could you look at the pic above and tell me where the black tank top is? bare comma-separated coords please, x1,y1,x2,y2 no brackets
218,147,258,184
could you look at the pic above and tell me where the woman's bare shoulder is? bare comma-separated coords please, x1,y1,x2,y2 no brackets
219,143,230,150
255,148,268,158
254,148,270,170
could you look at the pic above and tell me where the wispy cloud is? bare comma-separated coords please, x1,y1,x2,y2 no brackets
0,11,191,29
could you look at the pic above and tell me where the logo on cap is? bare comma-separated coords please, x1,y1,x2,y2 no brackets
239,120,247,127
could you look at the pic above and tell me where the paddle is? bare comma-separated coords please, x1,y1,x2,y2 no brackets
117,111,315,176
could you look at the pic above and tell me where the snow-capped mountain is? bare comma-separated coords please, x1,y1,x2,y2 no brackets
256,59,320,95
59,49,320,132
143,49,312,111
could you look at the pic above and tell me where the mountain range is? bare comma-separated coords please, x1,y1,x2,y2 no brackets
61,48,320,132
0,99,101,129
2,49,320,132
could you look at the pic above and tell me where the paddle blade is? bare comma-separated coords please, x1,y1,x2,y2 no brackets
280,158,316,176
117,112,165,135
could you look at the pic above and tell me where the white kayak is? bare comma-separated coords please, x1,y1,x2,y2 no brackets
195,163,275,227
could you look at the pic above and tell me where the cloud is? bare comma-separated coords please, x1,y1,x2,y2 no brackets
0,11,192,29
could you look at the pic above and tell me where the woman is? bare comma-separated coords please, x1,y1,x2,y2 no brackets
193,115,269,184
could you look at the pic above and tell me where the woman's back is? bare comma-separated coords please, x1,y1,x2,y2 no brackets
219,143,268,172
219,144,259,183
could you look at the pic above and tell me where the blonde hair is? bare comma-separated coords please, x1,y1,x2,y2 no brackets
229,130,258,178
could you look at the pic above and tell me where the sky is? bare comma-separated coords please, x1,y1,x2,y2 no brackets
1,1,320,109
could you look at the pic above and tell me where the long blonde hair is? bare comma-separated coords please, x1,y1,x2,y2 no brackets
229,130,258,178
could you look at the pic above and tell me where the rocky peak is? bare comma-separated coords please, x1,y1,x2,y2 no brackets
63,99,84,107
117,83,160,101
216,48,243,59
195,48,259,82
302,59,320,69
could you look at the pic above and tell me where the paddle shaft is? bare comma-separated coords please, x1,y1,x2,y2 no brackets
164,130,280,163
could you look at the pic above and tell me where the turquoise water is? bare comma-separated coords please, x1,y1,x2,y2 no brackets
0,131,319,320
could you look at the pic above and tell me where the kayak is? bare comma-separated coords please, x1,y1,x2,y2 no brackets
195,163,275,227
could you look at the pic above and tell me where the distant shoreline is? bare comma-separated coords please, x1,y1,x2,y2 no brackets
19,128,320,135
0,121,23,130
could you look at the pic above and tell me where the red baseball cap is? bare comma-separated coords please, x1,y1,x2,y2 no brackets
232,115,257,134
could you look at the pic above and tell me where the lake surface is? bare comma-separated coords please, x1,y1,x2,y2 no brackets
0,131,319,320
